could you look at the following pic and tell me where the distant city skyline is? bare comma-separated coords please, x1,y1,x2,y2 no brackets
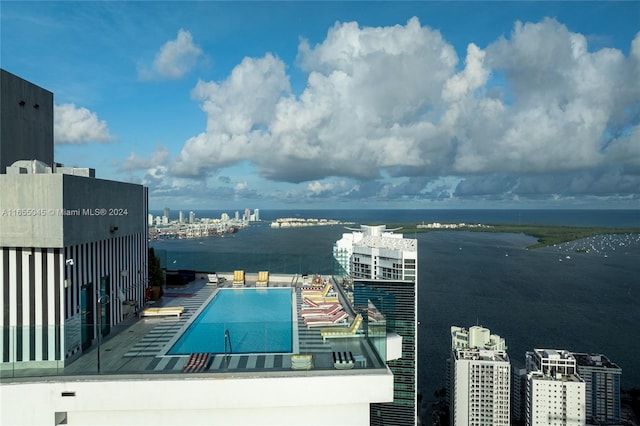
2,2,639,210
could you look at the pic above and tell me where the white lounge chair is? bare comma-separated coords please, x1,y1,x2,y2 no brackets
141,306,184,317
290,354,313,370
299,303,342,318
321,314,363,341
305,311,348,327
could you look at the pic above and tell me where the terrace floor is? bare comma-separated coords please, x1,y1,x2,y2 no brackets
2,274,385,380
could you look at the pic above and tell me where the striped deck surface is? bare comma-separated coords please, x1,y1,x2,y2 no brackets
149,352,295,372
123,286,214,357
295,287,334,356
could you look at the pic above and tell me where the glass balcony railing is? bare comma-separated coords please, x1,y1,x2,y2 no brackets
1,254,388,381
0,322,386,379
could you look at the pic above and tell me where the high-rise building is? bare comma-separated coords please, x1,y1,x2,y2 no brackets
525,349,585,426
163,207,170,221
340,225,419,425
253,208,260,221
0,69,54,173
0,69,148,369
179,210,184,223
333,232,356,276
511,364,528,425
572,353,622,425
189,211,195,223
449,325,511,425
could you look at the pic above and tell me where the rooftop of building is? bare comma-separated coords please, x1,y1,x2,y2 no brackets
0,273,392,383
3,159,95,177
454,348,509,363
357,235,417,251
533,348,576,361
451,325,507,352
528,370,584,383
572,352,621,370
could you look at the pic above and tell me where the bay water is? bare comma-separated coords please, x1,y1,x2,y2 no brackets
150,209,640,410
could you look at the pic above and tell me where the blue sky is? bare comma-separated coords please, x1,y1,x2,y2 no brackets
2,1,639,210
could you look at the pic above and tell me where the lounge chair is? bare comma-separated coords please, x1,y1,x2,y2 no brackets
302,298,338,308
141,306,185,317
301,282,331,297
233,270,245,287
300,303,342,318
290,354,313,370
256,271,269,287
321,314,363,341
333,351,355,370
303,284,338,303
302,297,320,307
207,273,223,286
305,311,348,327
183,353,211,373
304,293,339,304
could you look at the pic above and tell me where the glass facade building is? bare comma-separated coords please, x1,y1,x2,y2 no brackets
354,279,417,426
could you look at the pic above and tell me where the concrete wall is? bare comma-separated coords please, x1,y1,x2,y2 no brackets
1,371,394,425
0,69,54,173
62,175,146,246
0,173,147,366
0,174,146,248
0,174,64,247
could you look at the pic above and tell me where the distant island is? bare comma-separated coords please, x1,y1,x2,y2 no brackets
270,217,355,228
389,222,640,249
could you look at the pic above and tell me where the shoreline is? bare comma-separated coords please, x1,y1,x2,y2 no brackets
393,223,640,249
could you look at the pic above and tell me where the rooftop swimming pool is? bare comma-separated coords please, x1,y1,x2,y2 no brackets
168,288,294,355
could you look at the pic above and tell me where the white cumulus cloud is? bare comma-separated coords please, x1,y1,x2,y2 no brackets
139,29,203,80
120,144,170,171
172,53,291,176
168,17,640,204
54,103,113,144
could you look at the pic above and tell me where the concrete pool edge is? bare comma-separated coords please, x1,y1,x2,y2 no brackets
158,287,296,358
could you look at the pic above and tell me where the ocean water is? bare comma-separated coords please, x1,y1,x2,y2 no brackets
150,209,640,415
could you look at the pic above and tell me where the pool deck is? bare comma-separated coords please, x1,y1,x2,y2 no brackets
2,274,384,380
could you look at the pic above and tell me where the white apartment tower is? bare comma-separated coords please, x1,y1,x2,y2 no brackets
525,349,586,426
333,232,356,276
337,225,419,425
449,325,511,426
334,225,417,282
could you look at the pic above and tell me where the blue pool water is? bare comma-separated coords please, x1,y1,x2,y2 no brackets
168,288,293,355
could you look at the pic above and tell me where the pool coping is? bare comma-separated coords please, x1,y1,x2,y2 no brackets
158,287,298,358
